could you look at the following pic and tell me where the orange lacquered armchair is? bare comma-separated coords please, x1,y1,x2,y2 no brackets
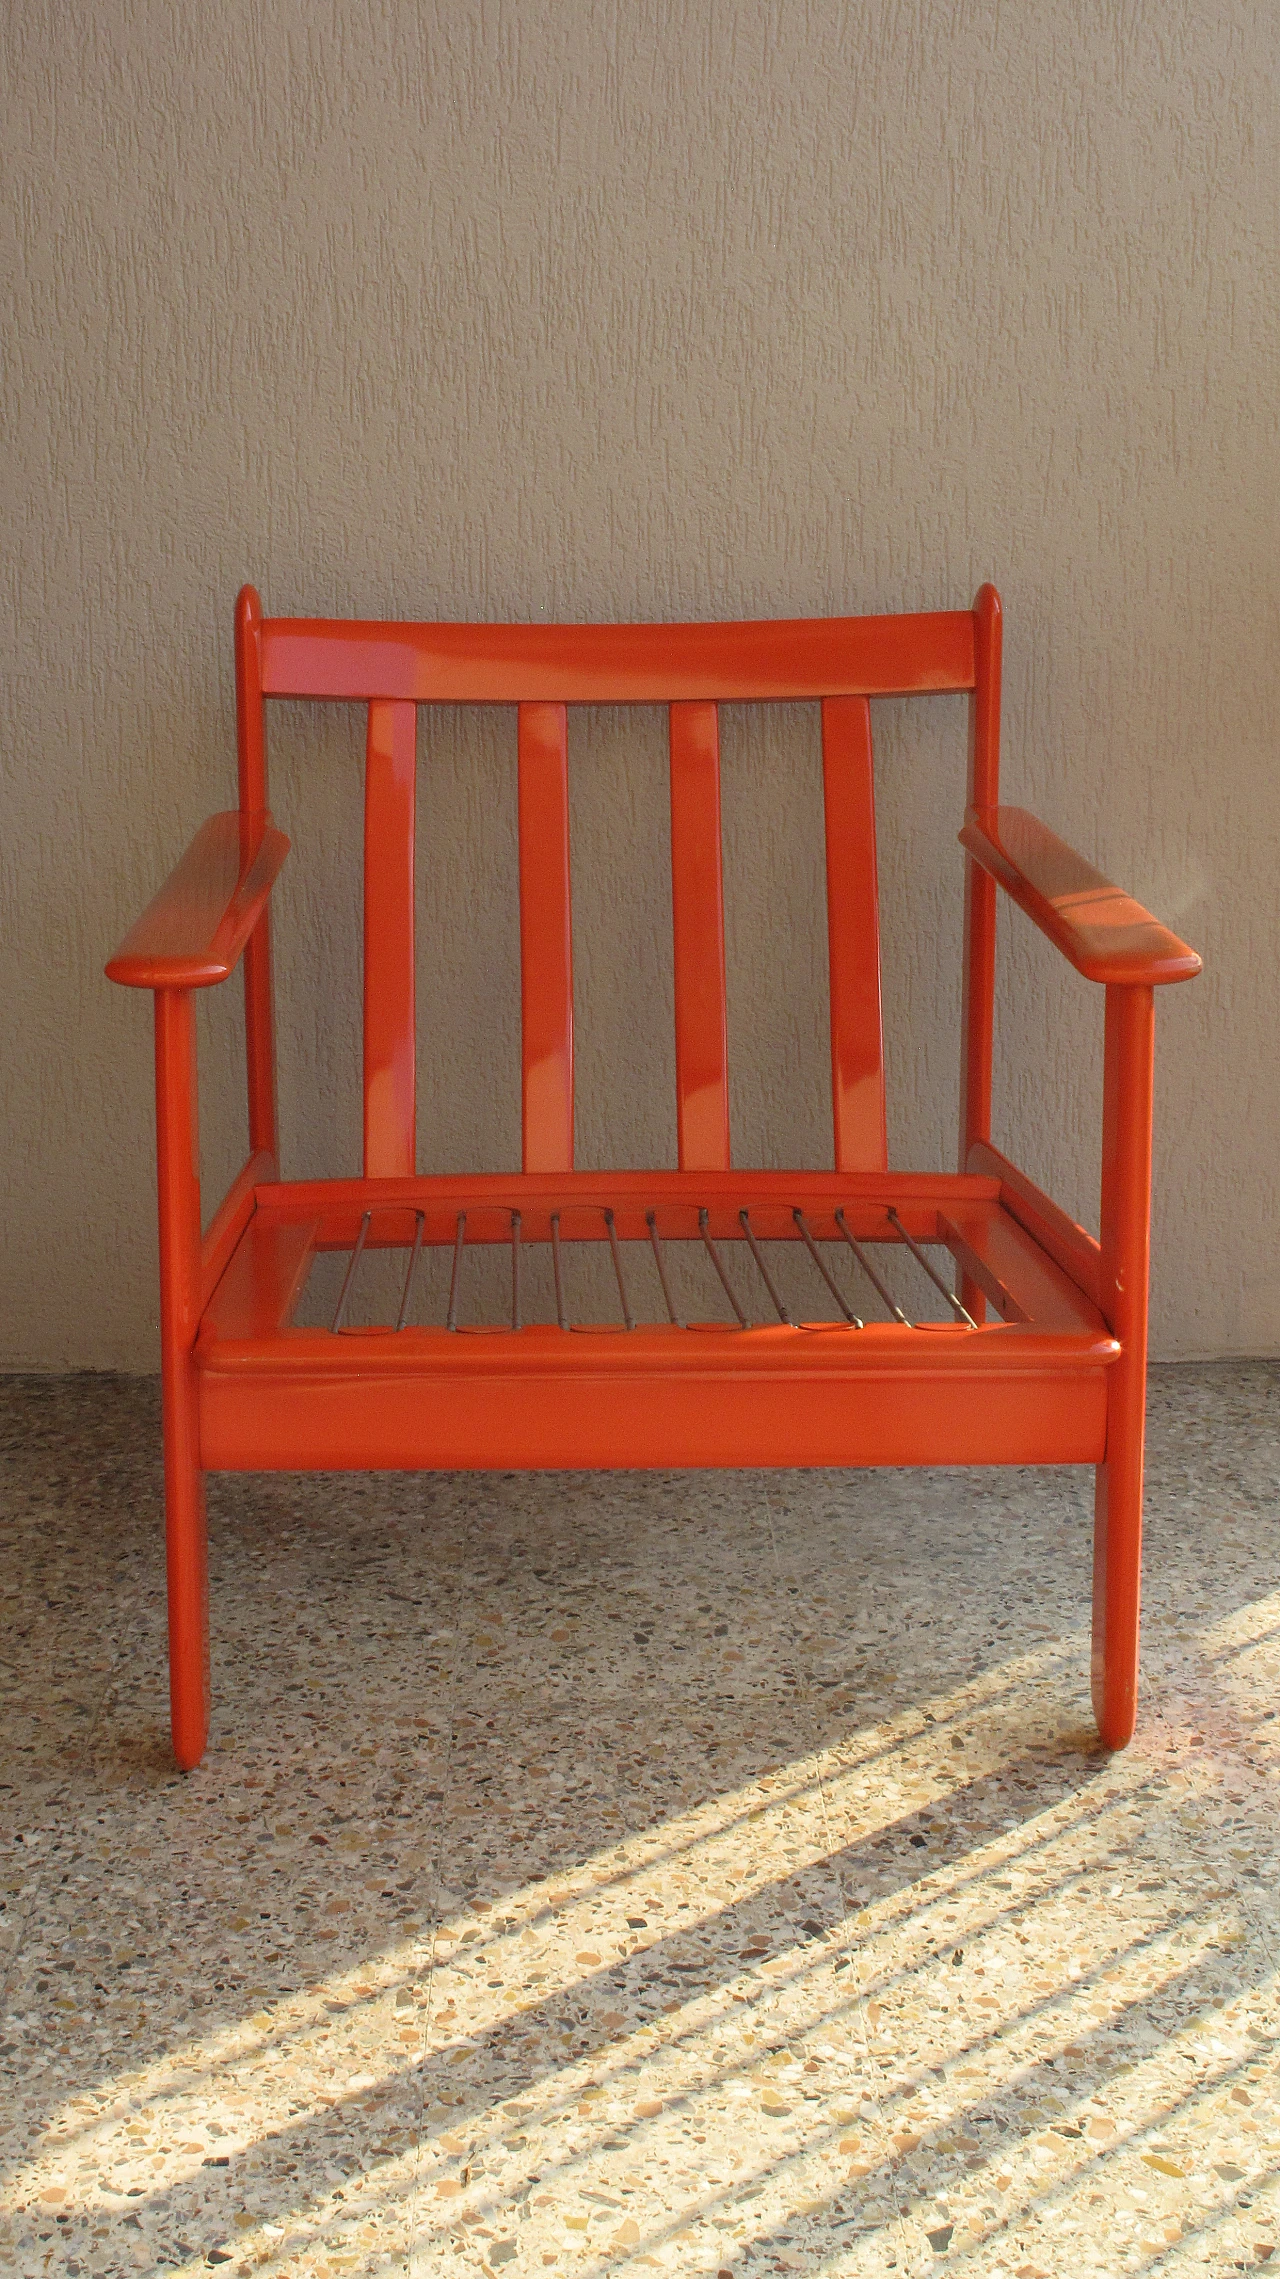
107,586,1200,1770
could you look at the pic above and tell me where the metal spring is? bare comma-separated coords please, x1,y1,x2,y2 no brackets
886,1206,976,1327
738,1209,791,1324
603,1209,635,1330
331,1211,373,1333
834,1207,912,1326
323,1194,986,1337
645,1211,681,1326
446,1212,467,1332
698,1208,747,1326
793,1209,862,1325
395,1211,426,1331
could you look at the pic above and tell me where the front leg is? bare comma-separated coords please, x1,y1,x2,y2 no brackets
1091,985,1154,1748
154,988,209,1769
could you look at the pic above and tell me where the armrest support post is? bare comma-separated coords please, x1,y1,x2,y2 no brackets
1099,983,1155,1348
155,989,202,1354
154,988,209,1765
1093,982,1155,1747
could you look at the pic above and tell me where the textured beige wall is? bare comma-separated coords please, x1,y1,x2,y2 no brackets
1,0,1276,1368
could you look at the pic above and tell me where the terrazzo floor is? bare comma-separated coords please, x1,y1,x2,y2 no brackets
0,1364,1277,2279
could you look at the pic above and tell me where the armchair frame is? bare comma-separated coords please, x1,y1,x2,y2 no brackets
108,584,1200,1768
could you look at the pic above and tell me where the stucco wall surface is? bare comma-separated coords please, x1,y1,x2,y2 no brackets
1,0,1276,1368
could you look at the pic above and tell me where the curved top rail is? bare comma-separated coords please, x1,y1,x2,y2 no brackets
259,608,977,705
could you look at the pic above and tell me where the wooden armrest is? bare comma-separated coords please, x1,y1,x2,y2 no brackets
960,806,1201,986
106,812,290,989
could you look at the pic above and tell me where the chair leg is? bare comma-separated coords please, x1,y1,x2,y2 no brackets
162,1362,209,1770
154,987,210,1770
1091,983,1154,1752
1091,1380,1144,1749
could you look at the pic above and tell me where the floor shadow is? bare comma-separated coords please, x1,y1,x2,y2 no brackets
1,1362,1278,2274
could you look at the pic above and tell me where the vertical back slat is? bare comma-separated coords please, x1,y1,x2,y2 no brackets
669,700,730,1170
363,699,417,1178
518,701,574,1172
822,695,887,1172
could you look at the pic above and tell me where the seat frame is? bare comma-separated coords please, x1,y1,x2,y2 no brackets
107,584,1200,1769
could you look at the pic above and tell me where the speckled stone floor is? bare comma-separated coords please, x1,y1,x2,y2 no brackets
0,1366,1277,2279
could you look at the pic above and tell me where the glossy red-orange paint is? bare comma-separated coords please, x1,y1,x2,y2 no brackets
959,582,1002,1172
235,585,278,1161
1092,984,1156,1747
960,808,1202,986
518,702,574,1173
669,701,730,1170
822,696,887,1172
967,1138,1101,1309
153,990,209,1771
260,609,978,704
199,1147,277,1312
107,583,1200,1768
363,700,417,1178
105,812,289,990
